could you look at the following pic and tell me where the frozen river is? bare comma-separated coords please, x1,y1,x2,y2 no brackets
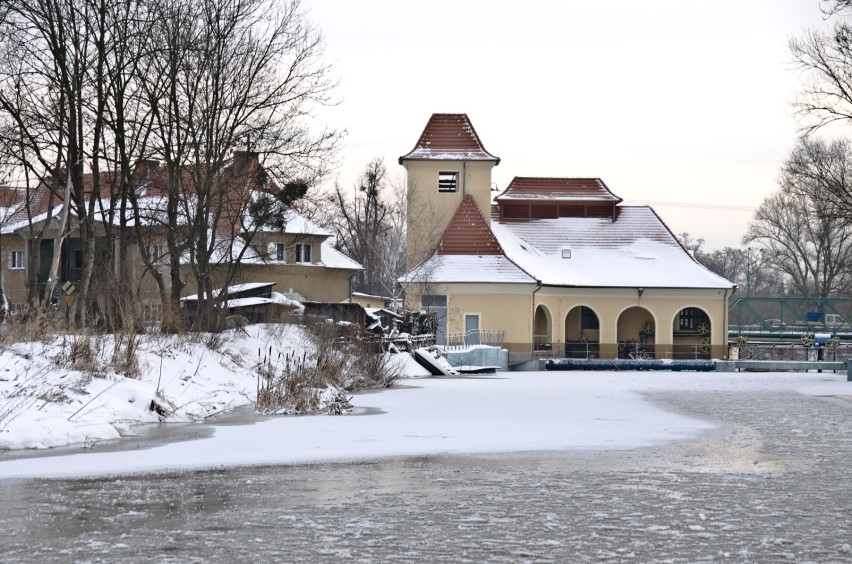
1,388,851,562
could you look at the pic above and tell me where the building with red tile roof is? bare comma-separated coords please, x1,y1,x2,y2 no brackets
0,153,362,319
399,113,734,364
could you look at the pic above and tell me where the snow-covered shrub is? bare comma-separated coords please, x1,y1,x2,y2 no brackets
307,321,401,391
255,349,352,414
254,319,401,415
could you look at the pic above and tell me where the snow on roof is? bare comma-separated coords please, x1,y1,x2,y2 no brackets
1,205,64,234
490,206,733,289
221,296,274,308
320,241,363,270
399,254,536,284
279,209,330,237
495,177,622,202
352,291,388,300
399,113,500,164
182,282,274,301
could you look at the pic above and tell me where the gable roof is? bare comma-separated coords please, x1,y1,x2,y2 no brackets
436,195,503,255
400,195,534,285
490,206,733,289
495,177,622,203
399,113,500,164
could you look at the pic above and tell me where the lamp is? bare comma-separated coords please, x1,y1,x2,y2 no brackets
638,287,644,298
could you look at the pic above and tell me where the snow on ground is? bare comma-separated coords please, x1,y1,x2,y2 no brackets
0,356,849,479
0,324,319,450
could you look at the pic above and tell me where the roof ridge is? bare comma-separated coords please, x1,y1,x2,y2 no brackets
495,176,622,203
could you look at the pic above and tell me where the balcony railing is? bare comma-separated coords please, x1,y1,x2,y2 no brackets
445,329,505,349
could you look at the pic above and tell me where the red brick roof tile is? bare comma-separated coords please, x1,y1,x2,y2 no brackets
436,195,503,255
496,177,622,203
399,113,500,164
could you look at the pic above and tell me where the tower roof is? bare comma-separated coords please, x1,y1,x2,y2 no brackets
436,195,503,255
399,113,500,164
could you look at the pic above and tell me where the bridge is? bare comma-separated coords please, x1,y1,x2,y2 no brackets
728,297,852,343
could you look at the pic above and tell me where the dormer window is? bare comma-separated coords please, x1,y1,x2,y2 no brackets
438,171,458,193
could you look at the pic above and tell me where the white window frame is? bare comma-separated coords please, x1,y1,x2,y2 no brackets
296,243,312,263
438,171,459,193
152,244,167,263
276,242,286,262
9,250,24,270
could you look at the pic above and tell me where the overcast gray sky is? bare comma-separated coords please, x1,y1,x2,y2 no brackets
309,0,834,250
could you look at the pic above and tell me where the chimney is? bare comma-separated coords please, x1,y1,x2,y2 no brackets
232,150,260,176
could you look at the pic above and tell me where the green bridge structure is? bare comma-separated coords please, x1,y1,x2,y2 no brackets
728,297,852,343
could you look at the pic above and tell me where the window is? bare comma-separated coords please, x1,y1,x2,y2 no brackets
275,243,285,262
9,250,24,270
679,307,709,332
296,243,312,263
151,245,166,263
438,171,458,193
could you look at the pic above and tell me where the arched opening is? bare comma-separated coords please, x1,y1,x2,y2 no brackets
616,306,655,359
534,305,553,352
564,305,600,358
672,307,712,359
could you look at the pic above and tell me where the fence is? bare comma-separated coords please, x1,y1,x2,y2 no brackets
532,341,720,360
530,340,852,361
445,329,505,349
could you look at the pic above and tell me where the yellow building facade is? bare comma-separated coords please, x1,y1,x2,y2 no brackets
399,114,734,364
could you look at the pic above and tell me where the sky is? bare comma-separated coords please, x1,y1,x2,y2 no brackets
307,0,836,251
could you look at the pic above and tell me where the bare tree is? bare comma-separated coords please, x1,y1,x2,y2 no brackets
1,0,339,330
0,0,86,309
140,0,340,330
744,137,852,297
327,158,406,298
790,2,852,133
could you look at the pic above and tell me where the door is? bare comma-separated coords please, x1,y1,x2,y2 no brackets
465,314,480,346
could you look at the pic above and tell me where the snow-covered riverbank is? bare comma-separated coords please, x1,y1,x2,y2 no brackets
0,324,430,452
2,363,849,480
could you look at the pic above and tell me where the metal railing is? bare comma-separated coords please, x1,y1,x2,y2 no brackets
530,342,717,360
445,329,505,349
730,343,851,362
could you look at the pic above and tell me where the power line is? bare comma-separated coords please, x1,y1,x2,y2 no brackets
623,199,757,212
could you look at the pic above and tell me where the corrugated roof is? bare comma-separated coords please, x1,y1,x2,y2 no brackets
399,113,500,164
495,177,622,202
436,195,503,255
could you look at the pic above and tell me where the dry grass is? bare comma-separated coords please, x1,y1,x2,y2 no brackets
0,309,142,379
255,320,401,415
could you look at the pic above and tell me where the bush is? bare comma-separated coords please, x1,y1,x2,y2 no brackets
254,320,401,415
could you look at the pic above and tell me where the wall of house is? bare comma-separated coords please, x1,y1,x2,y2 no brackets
0,233,29,308
403,281,731,362
230,263,354,303
533,286,730,359
402,160,496,268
